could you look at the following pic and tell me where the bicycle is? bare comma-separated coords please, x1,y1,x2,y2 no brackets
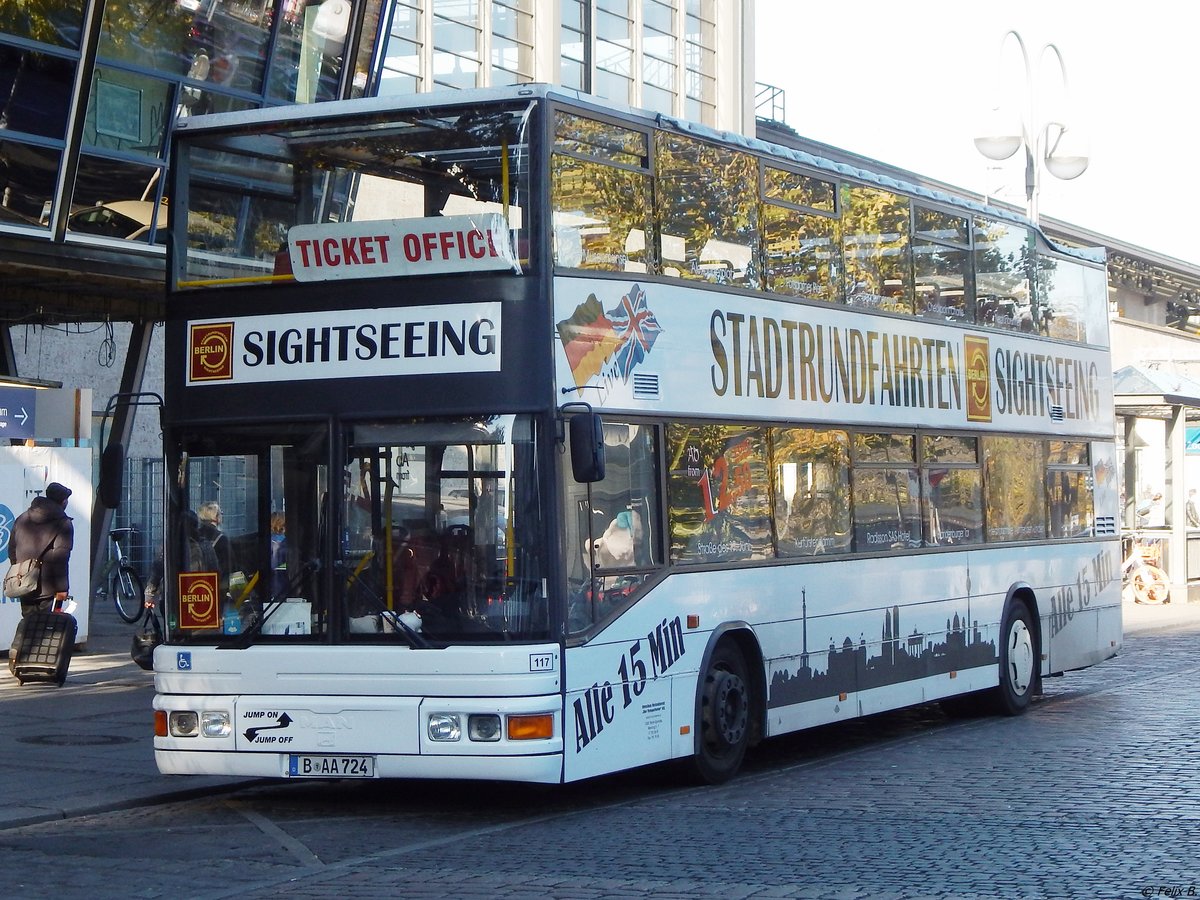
1121,531,1171,605
107,527,146,623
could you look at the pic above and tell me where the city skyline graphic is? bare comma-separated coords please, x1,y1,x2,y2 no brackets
768,591,998,709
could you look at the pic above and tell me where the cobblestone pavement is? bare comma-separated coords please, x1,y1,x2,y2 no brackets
3,606,1200,899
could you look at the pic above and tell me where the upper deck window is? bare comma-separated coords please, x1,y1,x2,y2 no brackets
551,111,651,273
655,131,758,287
1037,252,1109,345
913,206,970,323
841,185,912,316
763,166,839,302
974,216,1033,333
175,101,532,290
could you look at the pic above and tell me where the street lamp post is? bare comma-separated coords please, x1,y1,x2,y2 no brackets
973,30,1089,224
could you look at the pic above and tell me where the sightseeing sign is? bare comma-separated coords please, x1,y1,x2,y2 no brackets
553,276,1113,439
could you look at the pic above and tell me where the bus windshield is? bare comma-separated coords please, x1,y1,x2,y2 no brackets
177,99,533,287
165,414,548,646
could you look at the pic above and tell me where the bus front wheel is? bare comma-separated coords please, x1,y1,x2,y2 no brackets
992,600,1036,716
688,641,751,784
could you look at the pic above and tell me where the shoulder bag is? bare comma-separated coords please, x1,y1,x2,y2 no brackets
131,608,164,671
3,529,62,599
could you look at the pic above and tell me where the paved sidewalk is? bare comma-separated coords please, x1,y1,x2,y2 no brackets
0,599,251,828
1,595,1197,830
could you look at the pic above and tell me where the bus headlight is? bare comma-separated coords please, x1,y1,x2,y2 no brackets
169,711,200,737
201,711,232,738
427,713,461,742
467,714,501,742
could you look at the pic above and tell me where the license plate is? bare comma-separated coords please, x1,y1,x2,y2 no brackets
288,754,376,778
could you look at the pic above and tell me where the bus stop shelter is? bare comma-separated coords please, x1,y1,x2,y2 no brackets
1113,364,1200,603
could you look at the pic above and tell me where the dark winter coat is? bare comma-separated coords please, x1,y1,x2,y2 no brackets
195,520,235,580
9,496,73,600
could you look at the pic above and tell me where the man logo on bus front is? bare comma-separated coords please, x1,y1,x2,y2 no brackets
190,322,235,382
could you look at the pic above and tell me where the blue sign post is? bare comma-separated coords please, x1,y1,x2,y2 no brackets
0,388,35,440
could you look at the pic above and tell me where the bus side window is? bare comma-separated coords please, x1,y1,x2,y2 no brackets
566,422,661,634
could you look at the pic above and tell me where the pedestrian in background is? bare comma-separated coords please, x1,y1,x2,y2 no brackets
9,482,74,617
196,501,234,574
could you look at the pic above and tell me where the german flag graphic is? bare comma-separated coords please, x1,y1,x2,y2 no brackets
556,293,624,390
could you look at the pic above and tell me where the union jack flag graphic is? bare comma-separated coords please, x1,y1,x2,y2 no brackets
607,284,662,379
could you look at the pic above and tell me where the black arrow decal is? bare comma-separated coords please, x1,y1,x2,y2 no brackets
244,712,293,742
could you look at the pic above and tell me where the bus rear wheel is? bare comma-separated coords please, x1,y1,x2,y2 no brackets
992,600,1036,716
688,641,751,784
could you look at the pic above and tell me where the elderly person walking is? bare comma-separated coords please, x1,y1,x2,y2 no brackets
9,482,74,617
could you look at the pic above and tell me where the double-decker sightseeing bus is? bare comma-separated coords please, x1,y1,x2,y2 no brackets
141,85,1119,784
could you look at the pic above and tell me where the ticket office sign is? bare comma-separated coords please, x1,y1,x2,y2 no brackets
286,214,518,282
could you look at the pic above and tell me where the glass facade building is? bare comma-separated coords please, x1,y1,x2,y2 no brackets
0,0,750,579
0,0,745,279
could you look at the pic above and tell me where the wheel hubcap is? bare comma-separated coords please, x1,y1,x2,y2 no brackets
710,669,748,748
1007,620,1034,696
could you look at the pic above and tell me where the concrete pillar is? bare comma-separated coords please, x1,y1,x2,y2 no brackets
1167,404,1188,602
1123,415,1139,528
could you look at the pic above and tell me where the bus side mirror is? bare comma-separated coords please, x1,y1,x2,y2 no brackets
569,413,605,483
99,441,125,509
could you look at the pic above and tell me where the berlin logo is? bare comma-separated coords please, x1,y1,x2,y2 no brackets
964,334,991,423
190,322,234,382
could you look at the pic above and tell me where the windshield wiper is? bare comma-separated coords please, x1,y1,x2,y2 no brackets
341,560,431,649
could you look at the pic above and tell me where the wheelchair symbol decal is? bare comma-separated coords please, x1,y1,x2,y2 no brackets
177,652,192,670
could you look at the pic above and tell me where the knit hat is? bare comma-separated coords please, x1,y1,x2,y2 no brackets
46,482,72,503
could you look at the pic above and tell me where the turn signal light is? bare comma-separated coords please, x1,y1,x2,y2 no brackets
154,709,168,737
507,713,553,741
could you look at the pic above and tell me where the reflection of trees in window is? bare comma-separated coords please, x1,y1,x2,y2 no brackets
924,469,982,545
552,156,650,271
666,422,771,564
921,435,981,546
1047,441,1092,538
1048,470,1092,538
552,112,651,272
841,185,912,315
771,427,850,556
851,432,919,550
0,0,84,47
189,174,291,260
913,206,970,322
1048,441,1088,466
984,436,1046,542
974,217,1033,333
655,132,758,288
763,167,839,301
98,0,192,72
554,111,648,164
853,432,914,464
